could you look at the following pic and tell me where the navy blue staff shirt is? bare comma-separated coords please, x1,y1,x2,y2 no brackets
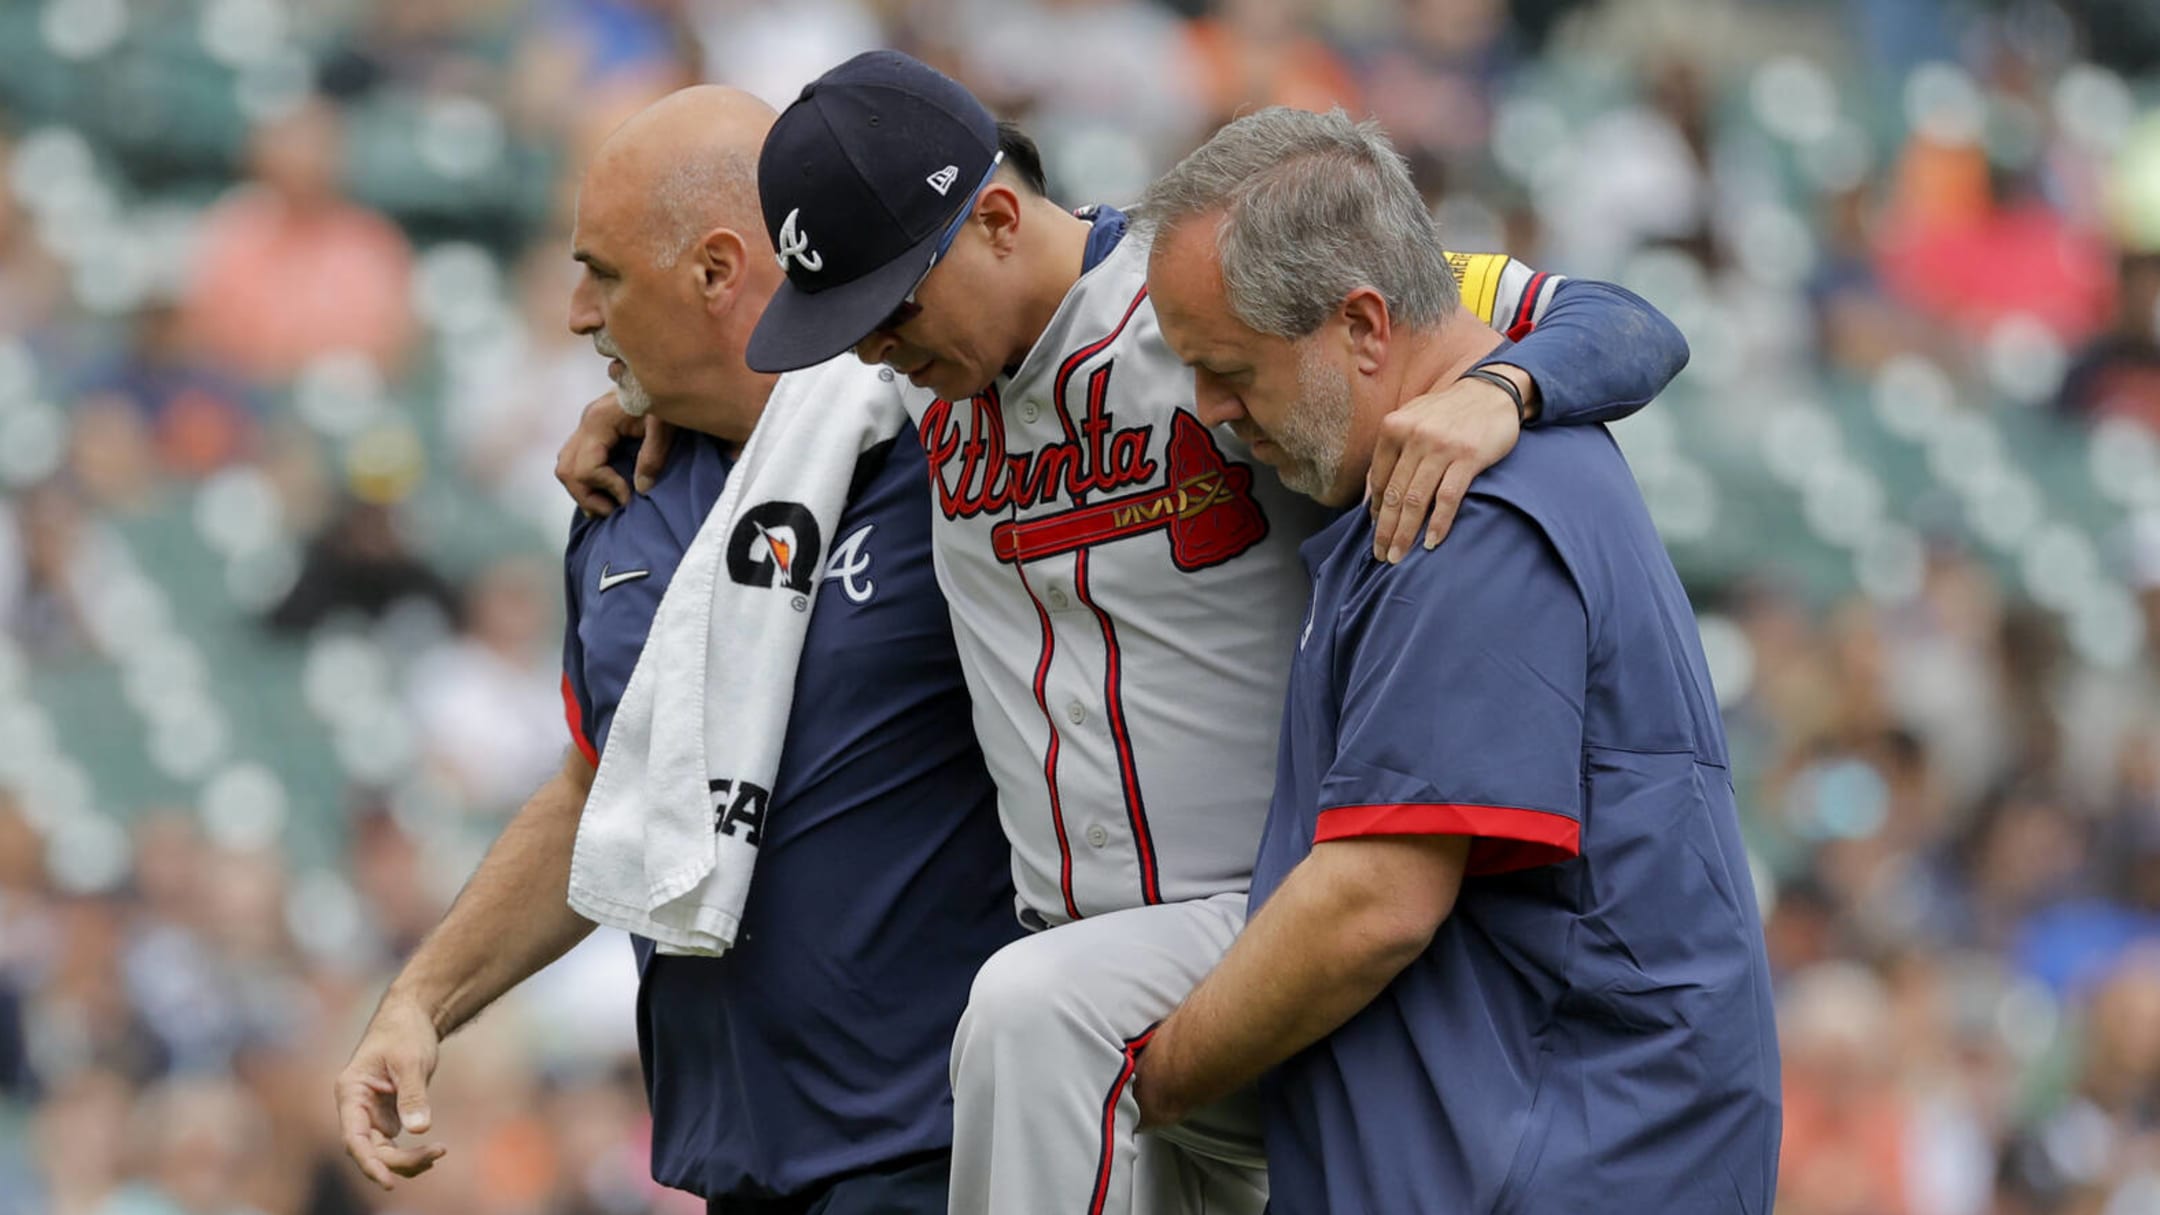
561,422,1020,1201
1254,420,1781,1214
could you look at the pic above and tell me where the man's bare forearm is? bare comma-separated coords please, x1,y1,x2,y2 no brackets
380,749,600,1038
1137,835,1471,1124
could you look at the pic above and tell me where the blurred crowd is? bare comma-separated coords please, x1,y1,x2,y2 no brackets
3,0,2160,1213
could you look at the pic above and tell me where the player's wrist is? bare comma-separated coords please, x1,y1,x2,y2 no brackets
1464,363,1540,427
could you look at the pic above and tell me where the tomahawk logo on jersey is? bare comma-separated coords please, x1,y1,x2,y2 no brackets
900,208,1566,926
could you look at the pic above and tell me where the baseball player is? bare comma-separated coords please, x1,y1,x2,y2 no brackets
1127,107,1779,1214
335,87,1019,1214
562,52,1692,1215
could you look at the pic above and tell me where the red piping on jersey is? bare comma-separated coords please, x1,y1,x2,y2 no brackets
1053,283,1149,415
1015,554,1083,922
1506,271,1550,342
1070,363,1161,904
561,673,598,766
1087,1026,1157,1215
1051,323,1164,906
1314,801,1581,875
975,383,1082,921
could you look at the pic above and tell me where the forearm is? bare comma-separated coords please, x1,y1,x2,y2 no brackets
380,752,598,1037
1487,280,1689,427
1140,838,1467,1121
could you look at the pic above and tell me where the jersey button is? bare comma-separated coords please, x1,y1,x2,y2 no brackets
1086,824,1110,848
1047,586,1070,610
1065,700,1087,725
1020,400,1042,424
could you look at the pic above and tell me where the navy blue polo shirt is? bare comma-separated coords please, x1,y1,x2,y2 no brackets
1254,421,1781,1214
561,419,1021,1200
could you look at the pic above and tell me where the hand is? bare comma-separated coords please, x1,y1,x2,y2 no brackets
1366,365,1533,563
554,392,675,516
335,998,449,1190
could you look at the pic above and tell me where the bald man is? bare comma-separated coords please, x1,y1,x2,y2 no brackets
334,87,1019,1214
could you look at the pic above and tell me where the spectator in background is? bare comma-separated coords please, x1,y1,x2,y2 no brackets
180,99,417,384
407,558,565,816
345,803,450,965
1998,950,2160,1212
689,0,884,110
72,302,261,486
1540,53,1721,276
0,131,66,341
30,1069,132,1215
1355,0,1511,175
264,499,457,636
1808,182,1948,373
7,481,97,660
510,0,699,146
0,792,40,1104
2058,249,2160,427
446,241,615,537
1777,963,1915,1215
1183,0,1364,127
951,0,1204,198
315,0,514,104
1876,144,2115,347
116,814,233,1078
93,1076,269,1215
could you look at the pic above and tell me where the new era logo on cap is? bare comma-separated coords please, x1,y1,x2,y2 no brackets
746,51,1001,374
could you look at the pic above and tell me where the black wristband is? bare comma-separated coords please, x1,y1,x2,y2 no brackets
1462,366,1535,426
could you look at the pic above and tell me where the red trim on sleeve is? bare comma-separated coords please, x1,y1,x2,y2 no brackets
1505,270,1550,341
1314,802,1580,875
562,672,599,766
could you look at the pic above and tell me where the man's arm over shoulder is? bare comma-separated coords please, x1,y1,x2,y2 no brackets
1367,259,1688,560
1483,278,1690,428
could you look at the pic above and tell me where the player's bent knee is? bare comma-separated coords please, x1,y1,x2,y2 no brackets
956,931,1114,1051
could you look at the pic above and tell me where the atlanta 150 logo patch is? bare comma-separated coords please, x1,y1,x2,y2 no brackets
726,502,823,597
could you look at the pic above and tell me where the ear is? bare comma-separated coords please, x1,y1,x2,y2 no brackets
975,183,1024,257
693,226,752,308
1339,286,1392,375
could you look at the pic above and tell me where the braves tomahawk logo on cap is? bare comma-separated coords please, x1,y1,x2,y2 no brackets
746,51,1001,374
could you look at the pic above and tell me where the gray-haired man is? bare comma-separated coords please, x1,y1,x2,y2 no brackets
1131,107,1780,1215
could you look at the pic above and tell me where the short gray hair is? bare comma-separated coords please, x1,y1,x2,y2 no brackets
1138,108,1457,338
650,149,760,268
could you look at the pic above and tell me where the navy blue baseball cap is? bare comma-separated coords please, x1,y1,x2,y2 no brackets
747,51,1001,374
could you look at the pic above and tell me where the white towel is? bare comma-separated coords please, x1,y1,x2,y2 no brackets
567,358,908,954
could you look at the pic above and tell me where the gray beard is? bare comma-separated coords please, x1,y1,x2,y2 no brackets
1268,344,1352,500
595,332,653,418
613,368,653,418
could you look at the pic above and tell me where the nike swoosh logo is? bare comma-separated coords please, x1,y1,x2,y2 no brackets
597,564,650,592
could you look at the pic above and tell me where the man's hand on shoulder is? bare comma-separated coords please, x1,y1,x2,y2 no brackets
335,997,449,1189
1367,365,1536,563
555,391,675,516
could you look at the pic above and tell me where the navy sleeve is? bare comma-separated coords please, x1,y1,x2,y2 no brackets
1318,499,1588,875
561,517,599,766
1480,279,1690,428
